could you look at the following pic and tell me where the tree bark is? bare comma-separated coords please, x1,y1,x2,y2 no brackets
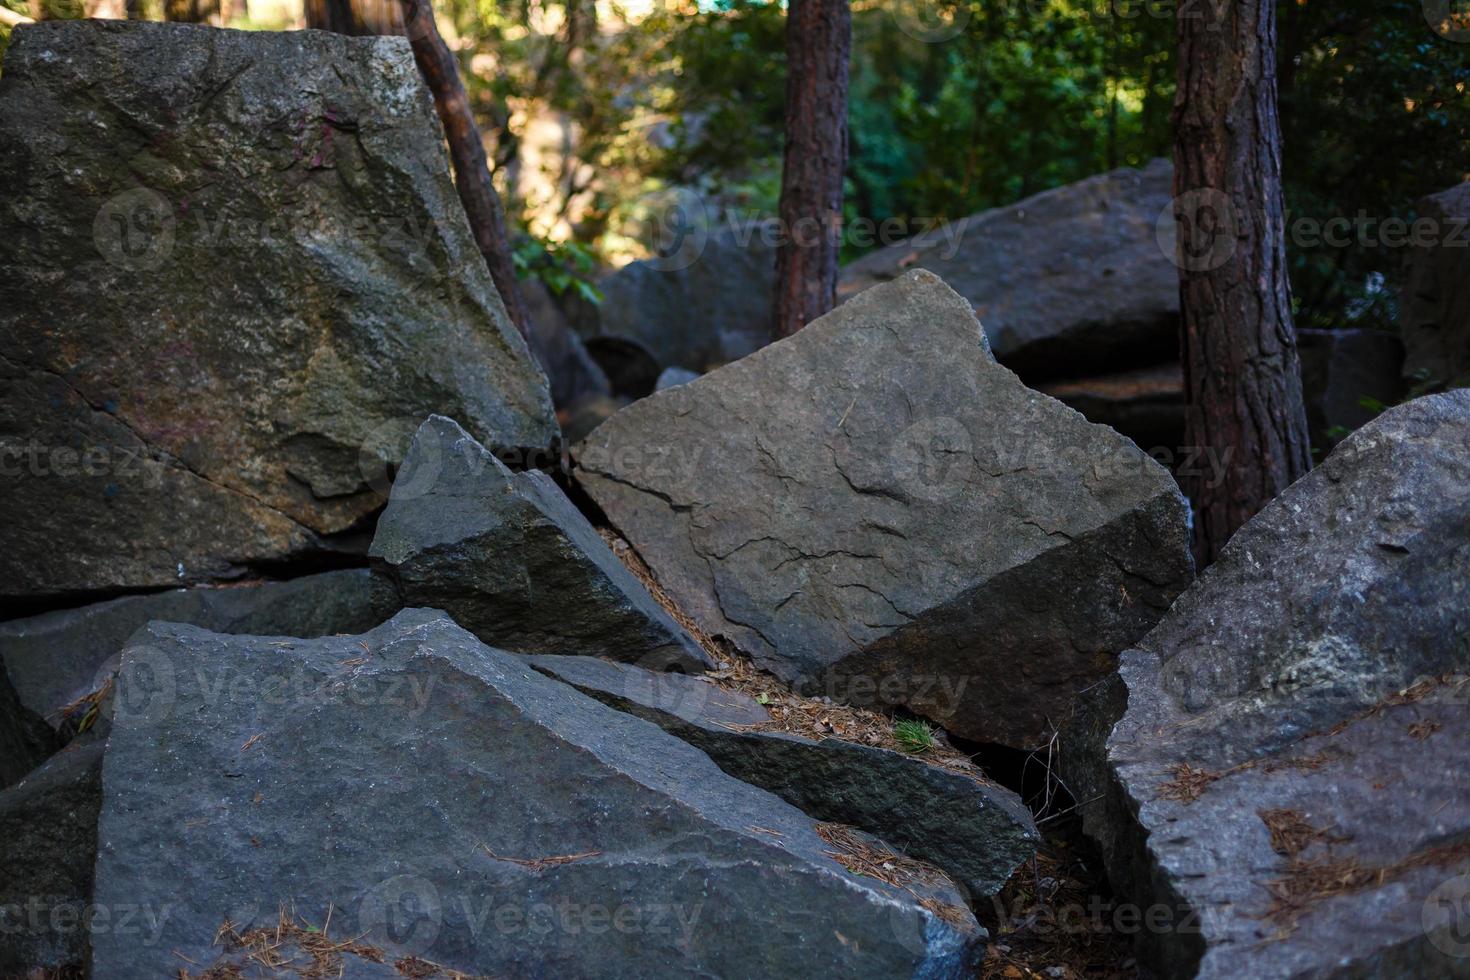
306,0,403,36
397,0,533,343
771,0,851,337
1172,0,1312,565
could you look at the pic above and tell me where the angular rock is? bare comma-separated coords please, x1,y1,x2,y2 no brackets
1069,391,1470,978
1036,362,1184,455
0,740,104,975
656,366,702,391
93,609,984,977
576,270,1195,748
0,569,398,731
567,226,779,375
521,277,612,410
840,160,1177,380
0,22,557,600
526,653,1040,899
1401,182,1470,391
370,416,711,671
1297,328,1406,451
0,661,59,788
560,393,628,445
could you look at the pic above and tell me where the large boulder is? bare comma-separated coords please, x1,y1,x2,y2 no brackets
1401,182,1470,390
521,277,612,411
0,661,59,788
92,609,984,977
576,270,1195,748
567,225,779,377
0,568,398,732
1297,328,1406,451
370,416,711,671
839,159,1178,381
0,741,104,975
526,653,1039,900
1068,391,1470,978
0,22,557,602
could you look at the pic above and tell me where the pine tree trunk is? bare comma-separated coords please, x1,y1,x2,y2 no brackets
305,0,403,36
772,0,851,337
397,0,533,343
1172,0,1312,565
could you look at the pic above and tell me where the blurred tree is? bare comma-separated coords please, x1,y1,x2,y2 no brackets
1173,0,1312,564
773,0,851,335
305,0,402,34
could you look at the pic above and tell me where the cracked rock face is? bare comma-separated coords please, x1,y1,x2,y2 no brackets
0,22,556,601
369,416,711,671
576,270,1194,748
1068,392,1470,979
839,160,1177,381
526,653,1039,900
93,609,983,978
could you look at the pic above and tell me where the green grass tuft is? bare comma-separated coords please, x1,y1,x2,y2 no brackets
893,719,935,754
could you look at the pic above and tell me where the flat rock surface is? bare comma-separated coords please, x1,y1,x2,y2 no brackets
839,160,1177,380
0,740,104,975
0,568,398,731
576,270,1194,748
0,22,556,600
1071,391,1470,979
92,609,983,978
370,416,710,671
527,653,1039,900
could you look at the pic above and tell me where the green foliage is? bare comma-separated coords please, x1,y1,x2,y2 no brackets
1279,0,1470,330
512,235,602,303
893,718,936,754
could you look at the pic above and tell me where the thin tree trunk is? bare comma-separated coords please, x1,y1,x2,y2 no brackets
397,0,533,343
771,0,851,337
1172,0,1312,565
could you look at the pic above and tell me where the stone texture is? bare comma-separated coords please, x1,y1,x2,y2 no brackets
0,569,399,732
567,227,779,375
656,366,701,391
1068,391,1470,979
1298,328,1406,451
0,740,104,975
526,653,1039,900
92,609,984,978
576,270,1194,748
1401,182,1470,391
0,22,557,601
1036,362,1184,455
0,661,59,789
370,416,711,671
840,159,1177,381
521,277,611,411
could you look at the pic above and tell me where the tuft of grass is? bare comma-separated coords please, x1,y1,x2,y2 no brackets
893,719,936,754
